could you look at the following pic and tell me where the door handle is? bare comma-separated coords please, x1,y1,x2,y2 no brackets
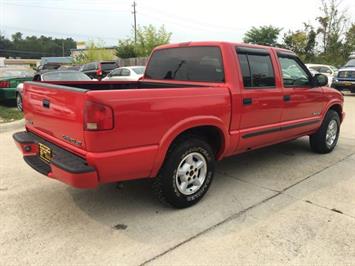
283,95,291,102
243,98,252,105
42,99,50,108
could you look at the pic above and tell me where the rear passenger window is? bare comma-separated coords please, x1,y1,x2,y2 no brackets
238,54,252,87
237,51,275,88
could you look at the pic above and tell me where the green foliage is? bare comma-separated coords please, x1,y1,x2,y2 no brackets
73,40,115,64
245,0,354,66
243,25,282,46
135,25,172,57
316,0,348,53
0,105,23,123
0,32,76,58
283,24,317,62
314,0,349,65
343,24,355,57
115,24,171,58
116,39,137,59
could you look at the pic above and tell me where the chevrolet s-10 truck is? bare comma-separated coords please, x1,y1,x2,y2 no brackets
13,42,344,208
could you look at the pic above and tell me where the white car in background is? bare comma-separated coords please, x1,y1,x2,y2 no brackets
103,66,145,81
306,64,338,86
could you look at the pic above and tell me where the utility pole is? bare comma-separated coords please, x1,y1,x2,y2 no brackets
132,1,137,44
132,1,137,64
62,40,65,56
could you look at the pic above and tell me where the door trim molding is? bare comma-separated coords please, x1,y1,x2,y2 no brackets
242,119,320,139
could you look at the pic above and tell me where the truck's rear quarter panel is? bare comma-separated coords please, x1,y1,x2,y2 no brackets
85,86,231,183
22,81,231,185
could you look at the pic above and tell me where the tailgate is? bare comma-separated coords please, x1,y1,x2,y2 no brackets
23,81,87,150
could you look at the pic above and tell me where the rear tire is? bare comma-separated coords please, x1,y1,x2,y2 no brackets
153,137,215,208
310,110,340,154
16,93,23,112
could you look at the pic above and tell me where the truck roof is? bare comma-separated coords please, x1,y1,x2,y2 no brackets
154,41,294,54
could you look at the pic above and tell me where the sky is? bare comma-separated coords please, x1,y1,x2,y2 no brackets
1,0,354,46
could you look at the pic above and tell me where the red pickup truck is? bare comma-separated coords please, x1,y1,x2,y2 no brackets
14,42,344,208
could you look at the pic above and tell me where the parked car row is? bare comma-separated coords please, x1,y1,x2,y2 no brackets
1,61,146,111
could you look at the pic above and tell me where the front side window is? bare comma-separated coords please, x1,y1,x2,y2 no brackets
279,57,310,87
145,46,224,82
237,52,275,88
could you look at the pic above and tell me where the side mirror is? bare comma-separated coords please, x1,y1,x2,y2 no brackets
313,74,328,87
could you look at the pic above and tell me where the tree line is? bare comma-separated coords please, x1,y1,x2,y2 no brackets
243,0,355,66
0,32,76,58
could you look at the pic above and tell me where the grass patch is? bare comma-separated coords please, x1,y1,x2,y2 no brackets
0,102,23,123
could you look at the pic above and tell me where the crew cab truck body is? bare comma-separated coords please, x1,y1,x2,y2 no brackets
14,42,344,208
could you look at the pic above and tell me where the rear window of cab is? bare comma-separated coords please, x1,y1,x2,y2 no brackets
145,46,224,83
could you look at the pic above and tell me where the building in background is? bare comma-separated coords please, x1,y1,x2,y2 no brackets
70,42,117,60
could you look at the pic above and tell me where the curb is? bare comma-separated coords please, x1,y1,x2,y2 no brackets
0,119,25,133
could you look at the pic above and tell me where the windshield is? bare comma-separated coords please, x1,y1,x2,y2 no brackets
131,67,145,75
0,69,34,78
42,71,91,81
345,59,355,67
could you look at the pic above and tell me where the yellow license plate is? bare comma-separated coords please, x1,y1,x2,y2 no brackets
39,143,52,163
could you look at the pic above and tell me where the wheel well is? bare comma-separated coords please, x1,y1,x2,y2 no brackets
172,126,224,157
329,104,342,121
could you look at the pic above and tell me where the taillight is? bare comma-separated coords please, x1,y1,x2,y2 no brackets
84,101,114,131
96,69,103,76
0,81,10,88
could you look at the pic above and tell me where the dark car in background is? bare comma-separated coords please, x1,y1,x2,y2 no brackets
80,61,119,79
331,58,355,93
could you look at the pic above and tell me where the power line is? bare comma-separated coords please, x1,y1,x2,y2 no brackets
2,2,129,13
138,3,247,33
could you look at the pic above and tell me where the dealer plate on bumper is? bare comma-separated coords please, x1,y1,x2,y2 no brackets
39,143,52,163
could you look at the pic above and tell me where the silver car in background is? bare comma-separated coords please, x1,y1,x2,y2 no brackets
103,66,145,81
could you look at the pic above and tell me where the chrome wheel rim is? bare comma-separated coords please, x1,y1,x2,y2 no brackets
175,152,207,195
17,94,22,111
326,120,338,148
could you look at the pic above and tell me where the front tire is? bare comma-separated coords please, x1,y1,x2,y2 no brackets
153,137,215,208
310,110,340,154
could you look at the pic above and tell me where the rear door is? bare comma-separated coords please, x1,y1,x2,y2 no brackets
277,52,326,137
235,47,284,151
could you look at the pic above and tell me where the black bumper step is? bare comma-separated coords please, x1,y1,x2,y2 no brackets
14,131,95,174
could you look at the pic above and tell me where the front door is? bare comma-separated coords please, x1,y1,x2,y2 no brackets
277,53,326,137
